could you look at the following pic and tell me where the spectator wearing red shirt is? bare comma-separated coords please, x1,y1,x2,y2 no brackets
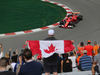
84,40,93,56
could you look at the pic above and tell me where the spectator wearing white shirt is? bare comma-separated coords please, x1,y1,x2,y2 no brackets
69,52,76,68
11,58,16,72
68,51,77,72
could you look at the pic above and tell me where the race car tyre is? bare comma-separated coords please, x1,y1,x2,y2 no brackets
73,24,76,27
59,20,64,25
69,22,76,27
77,15,83,20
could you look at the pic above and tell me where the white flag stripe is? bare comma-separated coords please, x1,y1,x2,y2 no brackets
40,40,64,58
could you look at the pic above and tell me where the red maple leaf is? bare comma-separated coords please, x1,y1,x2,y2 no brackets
44,44,57,54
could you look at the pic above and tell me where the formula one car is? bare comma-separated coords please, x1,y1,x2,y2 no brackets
59,12,83,28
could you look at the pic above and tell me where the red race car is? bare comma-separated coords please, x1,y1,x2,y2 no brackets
59,12,83,28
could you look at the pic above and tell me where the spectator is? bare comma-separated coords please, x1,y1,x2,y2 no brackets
79,50,92,71
36,55,43,66
5,52,10,59
0,44,4,59
77,42,85,56
6,63,13,72
0,58,16,75
9,48,12,60
93,41,99,56
5,52,10,65
1,57,13,72
14,53,25,73
36,55,44,73
6,59,13,72
11,58,17,72
5,49,13,71
76,53,82,71
5,52,10,64
61,53,72,72
57,54,62,73
11,49,18,63
69,40,77,65
92,48,100,75
18,48,42,75
84,40,93,56
43,29,58,75
68,51,77,68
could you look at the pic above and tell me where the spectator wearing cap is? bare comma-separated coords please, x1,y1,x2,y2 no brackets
18,48,42,75
0,58,16,75
92,48,100,75
36,55,43,66
93,41,99,56
77,42,85,56
36,55,44,73
45,29,57,40
84,40,93,56
43,29,58,75
79,50,92,71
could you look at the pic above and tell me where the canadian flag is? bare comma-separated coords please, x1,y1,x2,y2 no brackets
27,40,74,58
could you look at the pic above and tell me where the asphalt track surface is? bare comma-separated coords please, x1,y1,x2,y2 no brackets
0,0,100,53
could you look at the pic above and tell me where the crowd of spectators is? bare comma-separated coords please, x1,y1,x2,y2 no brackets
0,29,100,75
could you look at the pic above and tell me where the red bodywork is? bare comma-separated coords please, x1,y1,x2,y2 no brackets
61,14,78,28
